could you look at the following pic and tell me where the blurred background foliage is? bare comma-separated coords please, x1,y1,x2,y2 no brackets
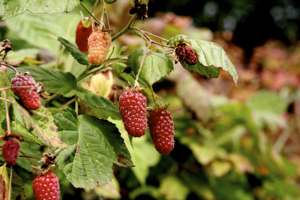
1,0,300,199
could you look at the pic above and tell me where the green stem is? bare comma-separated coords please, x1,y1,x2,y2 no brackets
75,97,78,115
19,150,37,167
8,166,12,200
148,82,156,104
102,1,110,30
80,2,101,25
112,14,138,41
2,89,11,135
43,93,59,107
87,0,100,25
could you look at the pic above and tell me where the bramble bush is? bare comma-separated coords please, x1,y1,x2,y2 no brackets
0,0,300,200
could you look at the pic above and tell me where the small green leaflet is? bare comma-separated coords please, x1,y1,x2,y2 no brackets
54,111,133,189
5,49,39,66
127,49,173,85
58,37,90,66
4,118,43,145
187,39,238,85
10,98,69,148
3,0,80,19
76,86,121,120
167,34,188,47
10,67,77,97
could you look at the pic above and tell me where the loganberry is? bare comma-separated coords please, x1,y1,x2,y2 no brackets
148,106,175,154
33,171,60,200
11,74,41,110
88,30,112,66
119,88,147,137
2,139,20,166
176,44,198,65
76,18,93,52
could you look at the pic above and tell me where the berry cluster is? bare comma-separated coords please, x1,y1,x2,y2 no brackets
88,30,112,66
119,86,175,154
10,74,41,110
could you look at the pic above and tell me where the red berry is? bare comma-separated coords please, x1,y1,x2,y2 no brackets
119,90,147,137
176,44,198,65
88,30,112,66
76,19,93,52
2,139,20,166
148,108,175,154
33,172,60,200
11,74,41,110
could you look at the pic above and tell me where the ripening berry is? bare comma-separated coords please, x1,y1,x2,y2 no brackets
88,30,112,66
11,74,41,110
119,90,147,137
2,139,20,166
33,172,60,200
75,19,93,52
148,108,175,154
176,45,198,65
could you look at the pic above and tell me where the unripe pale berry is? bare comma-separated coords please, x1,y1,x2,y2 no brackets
88,30,112,66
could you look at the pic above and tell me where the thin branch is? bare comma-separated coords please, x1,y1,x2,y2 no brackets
112,14,138,41
61,98,76,108
134,41,152,85
140,29,169,42
80,2,101,25
19,150,38,167
0,63,21,75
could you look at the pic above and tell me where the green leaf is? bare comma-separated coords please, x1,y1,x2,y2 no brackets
5,49,39,65
7,168,25,200
94,176,121,199
167,34,188,47
159,175,190,200
76,86,121,120
11,98,69,148
17,141,43,172
127,49,173,85
104,0,117,4
248,90,288,114
58,37,90,66
8,118,43,145
176,67,211,122
3,0,80,19
55,114,133,189
186,39,238,85
11,66,77,97
112,62,156,97
5,13,80,54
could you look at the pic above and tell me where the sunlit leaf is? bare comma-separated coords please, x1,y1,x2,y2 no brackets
58,37,90,66
11,98,69,148
55,112,133,188
3,0,80,19
127,49,173,85
76,86,121,120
